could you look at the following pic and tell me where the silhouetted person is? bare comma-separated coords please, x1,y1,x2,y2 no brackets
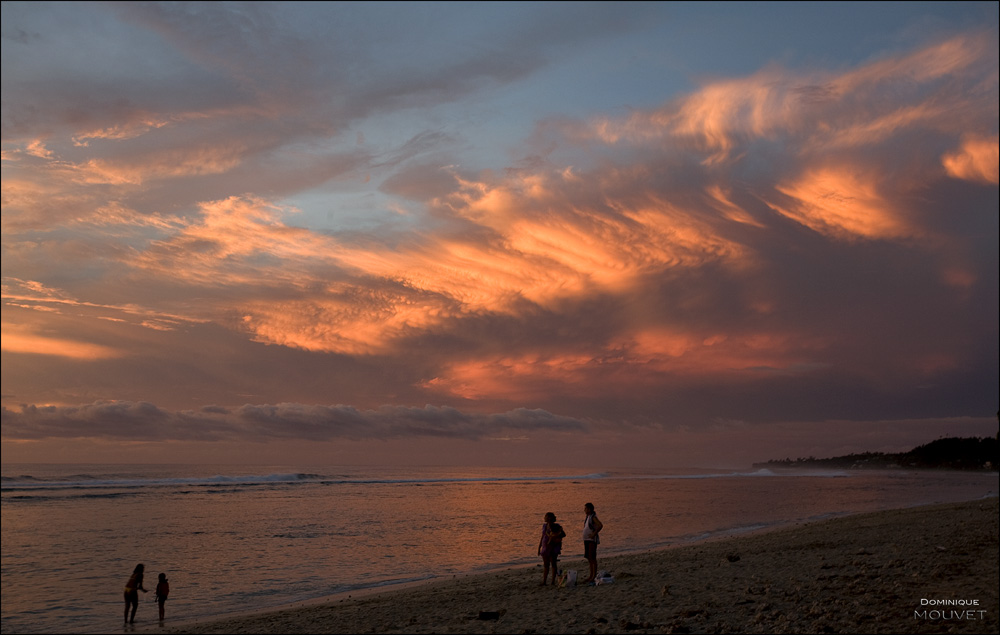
581,502,603,584
155,572,170,622
123,564,147,624
537,512,565,585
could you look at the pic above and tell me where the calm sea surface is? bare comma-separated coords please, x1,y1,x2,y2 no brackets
1,464,996,634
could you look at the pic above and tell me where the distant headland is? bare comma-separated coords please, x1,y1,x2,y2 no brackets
753,435,998,471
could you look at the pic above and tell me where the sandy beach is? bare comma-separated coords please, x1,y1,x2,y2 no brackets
159,497,998,634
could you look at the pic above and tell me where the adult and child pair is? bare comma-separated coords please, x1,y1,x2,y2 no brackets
537,502,603,586
123,564,169,624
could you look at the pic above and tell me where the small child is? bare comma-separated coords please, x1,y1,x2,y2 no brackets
155,573,170,622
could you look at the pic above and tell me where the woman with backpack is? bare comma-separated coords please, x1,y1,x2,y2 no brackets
537,512,566,585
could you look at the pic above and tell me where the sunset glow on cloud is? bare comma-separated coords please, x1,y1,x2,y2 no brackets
769,167,910,240
0,324,122,360
943,135,1000,184
2,2,996,466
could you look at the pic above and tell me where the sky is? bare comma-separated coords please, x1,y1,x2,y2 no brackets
2,1,997,468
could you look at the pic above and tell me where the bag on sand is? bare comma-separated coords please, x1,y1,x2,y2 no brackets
558,569,577,587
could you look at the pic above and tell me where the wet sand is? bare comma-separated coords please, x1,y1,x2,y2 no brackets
160,497,998,634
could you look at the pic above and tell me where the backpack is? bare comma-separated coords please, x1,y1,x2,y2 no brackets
550,522,565,544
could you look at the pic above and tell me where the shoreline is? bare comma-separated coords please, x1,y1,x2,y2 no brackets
141,506,820,632
145,509,841,633
157,497,999,634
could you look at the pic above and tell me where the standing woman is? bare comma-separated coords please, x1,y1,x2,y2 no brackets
581,502,603,584
537,512,565,585
123,563,147,624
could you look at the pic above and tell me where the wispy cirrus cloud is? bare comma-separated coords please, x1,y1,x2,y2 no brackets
560,32,996,163
11,31,991,403
1,4,996,454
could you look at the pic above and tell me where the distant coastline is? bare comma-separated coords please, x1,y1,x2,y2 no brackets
753,435,998,471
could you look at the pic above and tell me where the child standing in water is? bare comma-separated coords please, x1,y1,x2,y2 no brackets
155,573,169,622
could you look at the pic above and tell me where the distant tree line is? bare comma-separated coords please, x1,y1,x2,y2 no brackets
753,436,998,471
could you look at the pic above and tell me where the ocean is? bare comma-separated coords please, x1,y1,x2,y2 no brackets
1,464,996,634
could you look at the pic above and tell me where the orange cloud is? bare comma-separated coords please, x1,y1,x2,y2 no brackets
0,150,196,231
72,117,173,145
422,353,600,401
129,196,333,286
123,171,752,355
1,278,198,332
238,290,454,355
815,103,950,151
0,174,86,232
766,167,911,240
620,328,826,376
69,104,274,146
578,70,795,165
942,135,1000,184
705,185,765,228
9,32,986,365
437,172,749,289
834,34,991,92
77,145,246,185
422,327,829,402
25,140,54,158
0,324,122,360
566,33,996,168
